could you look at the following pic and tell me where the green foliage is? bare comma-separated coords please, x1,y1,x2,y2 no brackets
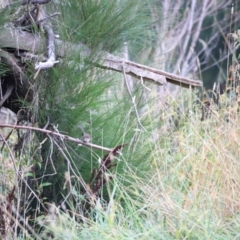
0,59,8,76
0,3,17,27
30,0,156,204
55,0,152,53
2,0,240,239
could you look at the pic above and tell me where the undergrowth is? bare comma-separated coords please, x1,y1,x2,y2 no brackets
35,90,240,239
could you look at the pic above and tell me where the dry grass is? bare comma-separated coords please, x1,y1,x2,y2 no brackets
133,96,240,238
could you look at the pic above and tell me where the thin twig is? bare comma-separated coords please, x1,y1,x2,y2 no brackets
35,12,60,25
21,0,51,5
0,132,48,213
122,63,146,131
0,202,41,240
0,123,113,152
52,138,93,199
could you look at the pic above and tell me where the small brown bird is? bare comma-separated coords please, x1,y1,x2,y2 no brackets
78,125,91,143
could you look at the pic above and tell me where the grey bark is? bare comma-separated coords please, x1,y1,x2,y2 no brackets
0,28,202,88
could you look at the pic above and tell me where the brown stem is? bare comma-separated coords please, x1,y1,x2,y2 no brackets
0,123,113,152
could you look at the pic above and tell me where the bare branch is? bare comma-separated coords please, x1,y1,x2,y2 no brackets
21,0,51,5
34,12,60,25
35,24,59,70
103,53,202,87
0,28,202,88
0,123,113,152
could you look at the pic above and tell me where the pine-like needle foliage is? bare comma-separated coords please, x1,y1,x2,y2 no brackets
34,0,156,204
55,0,151,52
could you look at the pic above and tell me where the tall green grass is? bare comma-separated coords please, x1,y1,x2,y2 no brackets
37,89,240,239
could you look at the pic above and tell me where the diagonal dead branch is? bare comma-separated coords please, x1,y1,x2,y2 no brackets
0,123,113,152
34,12,60,25
90,144,126,194
0,28,203,88
102,53,202,88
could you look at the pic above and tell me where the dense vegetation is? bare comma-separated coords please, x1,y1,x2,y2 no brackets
0,0,240,239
